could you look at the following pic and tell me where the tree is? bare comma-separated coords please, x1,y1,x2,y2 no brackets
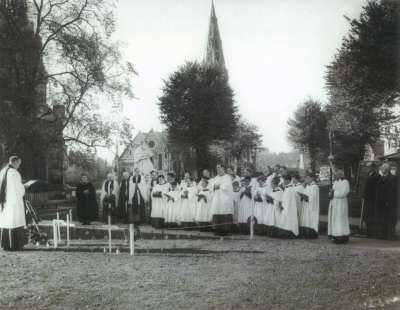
287,99,329,173
213,118,262,170
325,0,400,166
65,149,110,187
0,0,134,172
158,61,238,173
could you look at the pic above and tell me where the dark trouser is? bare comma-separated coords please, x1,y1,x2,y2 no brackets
197,222,211,232
275,228,296,239
238,223,250,234
328,235,349,244
151,218,164,229
127,205,142,225
212,214,233,236
299,227,318,239
103,197,117,223
1,227,26,251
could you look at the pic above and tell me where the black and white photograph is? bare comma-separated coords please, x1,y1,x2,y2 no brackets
0,0,399,309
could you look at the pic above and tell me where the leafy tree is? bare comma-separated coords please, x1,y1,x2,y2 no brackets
65,149,110,187
158,62,238,173
287,99,329,173
0,0,134,176
213,118,262,170
325,0,400,166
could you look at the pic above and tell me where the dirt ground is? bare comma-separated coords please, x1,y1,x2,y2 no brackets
0,237,400,310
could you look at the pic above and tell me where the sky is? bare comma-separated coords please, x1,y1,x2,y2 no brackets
106,0,367,158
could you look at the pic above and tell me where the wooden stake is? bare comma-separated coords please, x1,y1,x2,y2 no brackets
69,209,73,222
250,215,254,241
108,215,112,253
66,214,70,247
52,220,58,248
129,224,134,256
56,212,61,242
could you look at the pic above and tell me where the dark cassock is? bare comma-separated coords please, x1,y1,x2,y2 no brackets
118,173,130,223
76,177,98,224
128,174,148,224
100,176,118,223
0,165,27,251
376,173,398,240
364,168,380,238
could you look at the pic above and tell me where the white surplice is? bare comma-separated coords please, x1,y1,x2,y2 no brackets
299,183,320,232
0,166,26,229
277,185,299,236
211,174,234,216
328,179,351,237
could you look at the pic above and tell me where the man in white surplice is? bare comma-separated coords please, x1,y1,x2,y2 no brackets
0,156,26,251
328,169,350,244
211,164,234,235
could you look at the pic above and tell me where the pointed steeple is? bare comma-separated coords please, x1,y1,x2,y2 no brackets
205,1,227,73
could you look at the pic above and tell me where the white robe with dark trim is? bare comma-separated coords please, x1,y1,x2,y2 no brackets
238,186,253,224
0,167,26,229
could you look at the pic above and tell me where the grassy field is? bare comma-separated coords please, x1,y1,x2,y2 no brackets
1,237,399,310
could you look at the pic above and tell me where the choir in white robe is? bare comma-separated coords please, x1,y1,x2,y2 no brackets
211,174,234,216
253,185,269,226
277,185,299,236
165,188,181,224
232,188,241,223
328,179,350,237
0,166,26,229
195,188,212,223
299,182,320,234
150,182,169,220
270,188,283,227
180,185,198,223
237,186,253,224
293,183,304,223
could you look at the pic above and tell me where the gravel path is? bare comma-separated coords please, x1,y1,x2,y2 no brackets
0,237,399,310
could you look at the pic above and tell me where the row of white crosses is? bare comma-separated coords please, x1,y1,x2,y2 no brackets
52,214,136,256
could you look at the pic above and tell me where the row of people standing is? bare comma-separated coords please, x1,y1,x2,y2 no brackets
148,165,352,243
75,164,352,243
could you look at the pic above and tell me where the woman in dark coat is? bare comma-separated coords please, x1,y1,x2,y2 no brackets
76,175,98,225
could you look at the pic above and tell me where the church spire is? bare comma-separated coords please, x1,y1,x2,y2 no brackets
205,1,226,73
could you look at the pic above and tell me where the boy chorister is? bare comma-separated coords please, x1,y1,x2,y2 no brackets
298,173,320,239
237,176,253,234
253,175,270,235
275,175,299,238
179,177,197,229
164,181,180,228
150,175,169,229
269,177,283,237
195,178,212,230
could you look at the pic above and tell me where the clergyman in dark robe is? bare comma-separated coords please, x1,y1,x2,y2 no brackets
365,163,398,240
118,171,130,223
76,175,98,225
128,168,147,224
100,173,118,223
364,163,380,238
